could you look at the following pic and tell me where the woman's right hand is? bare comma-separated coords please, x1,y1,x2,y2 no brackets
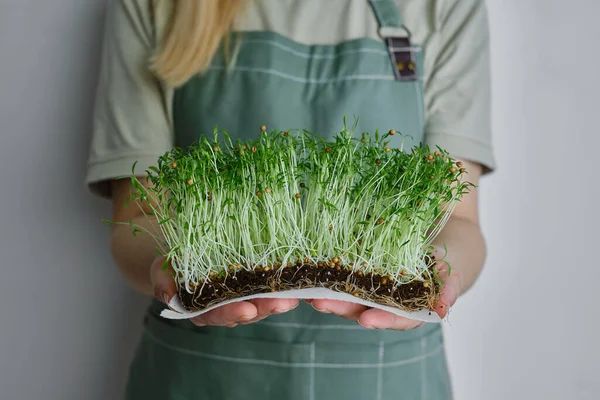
151,257,299,328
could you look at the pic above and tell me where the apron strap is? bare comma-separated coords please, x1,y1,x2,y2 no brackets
368,0,404,29
368,0,417,81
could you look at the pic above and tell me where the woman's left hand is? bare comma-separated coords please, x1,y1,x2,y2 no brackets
309,262,461,330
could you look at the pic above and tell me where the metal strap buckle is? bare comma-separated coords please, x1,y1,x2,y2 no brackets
378,26,418,81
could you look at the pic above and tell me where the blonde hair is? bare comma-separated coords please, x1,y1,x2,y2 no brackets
152,0,249,87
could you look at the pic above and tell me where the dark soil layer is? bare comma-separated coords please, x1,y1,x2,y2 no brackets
178,261,440,313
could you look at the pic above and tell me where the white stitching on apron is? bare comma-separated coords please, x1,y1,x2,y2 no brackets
420,337,427,400
377,341,384,400
143,327,443,368
310,342,316,400
208,66,418,84
240,39,390,58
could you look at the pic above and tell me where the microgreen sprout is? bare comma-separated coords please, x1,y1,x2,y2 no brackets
120,123,473,299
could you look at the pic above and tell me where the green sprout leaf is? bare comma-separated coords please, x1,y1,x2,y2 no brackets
99,119,471,305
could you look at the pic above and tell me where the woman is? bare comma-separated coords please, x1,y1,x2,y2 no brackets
86,0,495,398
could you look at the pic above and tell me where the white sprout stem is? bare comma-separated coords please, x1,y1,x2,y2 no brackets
123,126,469,287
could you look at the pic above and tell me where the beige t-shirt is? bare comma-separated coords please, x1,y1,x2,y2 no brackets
87,0,495,197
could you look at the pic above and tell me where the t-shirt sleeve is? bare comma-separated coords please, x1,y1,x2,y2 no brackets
423,0,496,173
85,0,172,198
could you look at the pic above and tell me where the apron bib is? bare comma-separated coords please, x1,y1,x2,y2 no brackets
126,1,452,399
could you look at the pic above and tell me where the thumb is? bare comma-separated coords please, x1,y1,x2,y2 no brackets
150,257,177,305
433,262,461,319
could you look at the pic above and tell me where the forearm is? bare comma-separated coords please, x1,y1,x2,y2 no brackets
432,215,486,295
110,215,160,296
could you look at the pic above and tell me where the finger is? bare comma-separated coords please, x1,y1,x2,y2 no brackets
150,257,177,305
249,298,300,317
358,308,424,330
310,299,368,321
191,320,239,329
433,263,461,319
239,299,300,324
191,301,258,326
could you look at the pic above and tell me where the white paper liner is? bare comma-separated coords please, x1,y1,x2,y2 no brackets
161,287,442,323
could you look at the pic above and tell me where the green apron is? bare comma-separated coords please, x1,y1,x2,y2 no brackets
126,1,453,398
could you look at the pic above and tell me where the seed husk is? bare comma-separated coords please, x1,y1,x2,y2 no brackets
450,166,457,173
376,217,384,225
385,147,391,152
388,129,396,135
171,162,177,169
187,179,194,186
427,154,434,161
456,161,463,167
295,193,301,199
260,125,267,131
251,146,257,153
265,187,271,194
213,145,220,152
332,257,341,264
375,158,381,165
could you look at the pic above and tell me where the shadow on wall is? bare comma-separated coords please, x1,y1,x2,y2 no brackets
71,2,152,397
0,1,151,399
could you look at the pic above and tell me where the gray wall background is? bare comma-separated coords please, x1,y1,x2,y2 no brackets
1,1,599,399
